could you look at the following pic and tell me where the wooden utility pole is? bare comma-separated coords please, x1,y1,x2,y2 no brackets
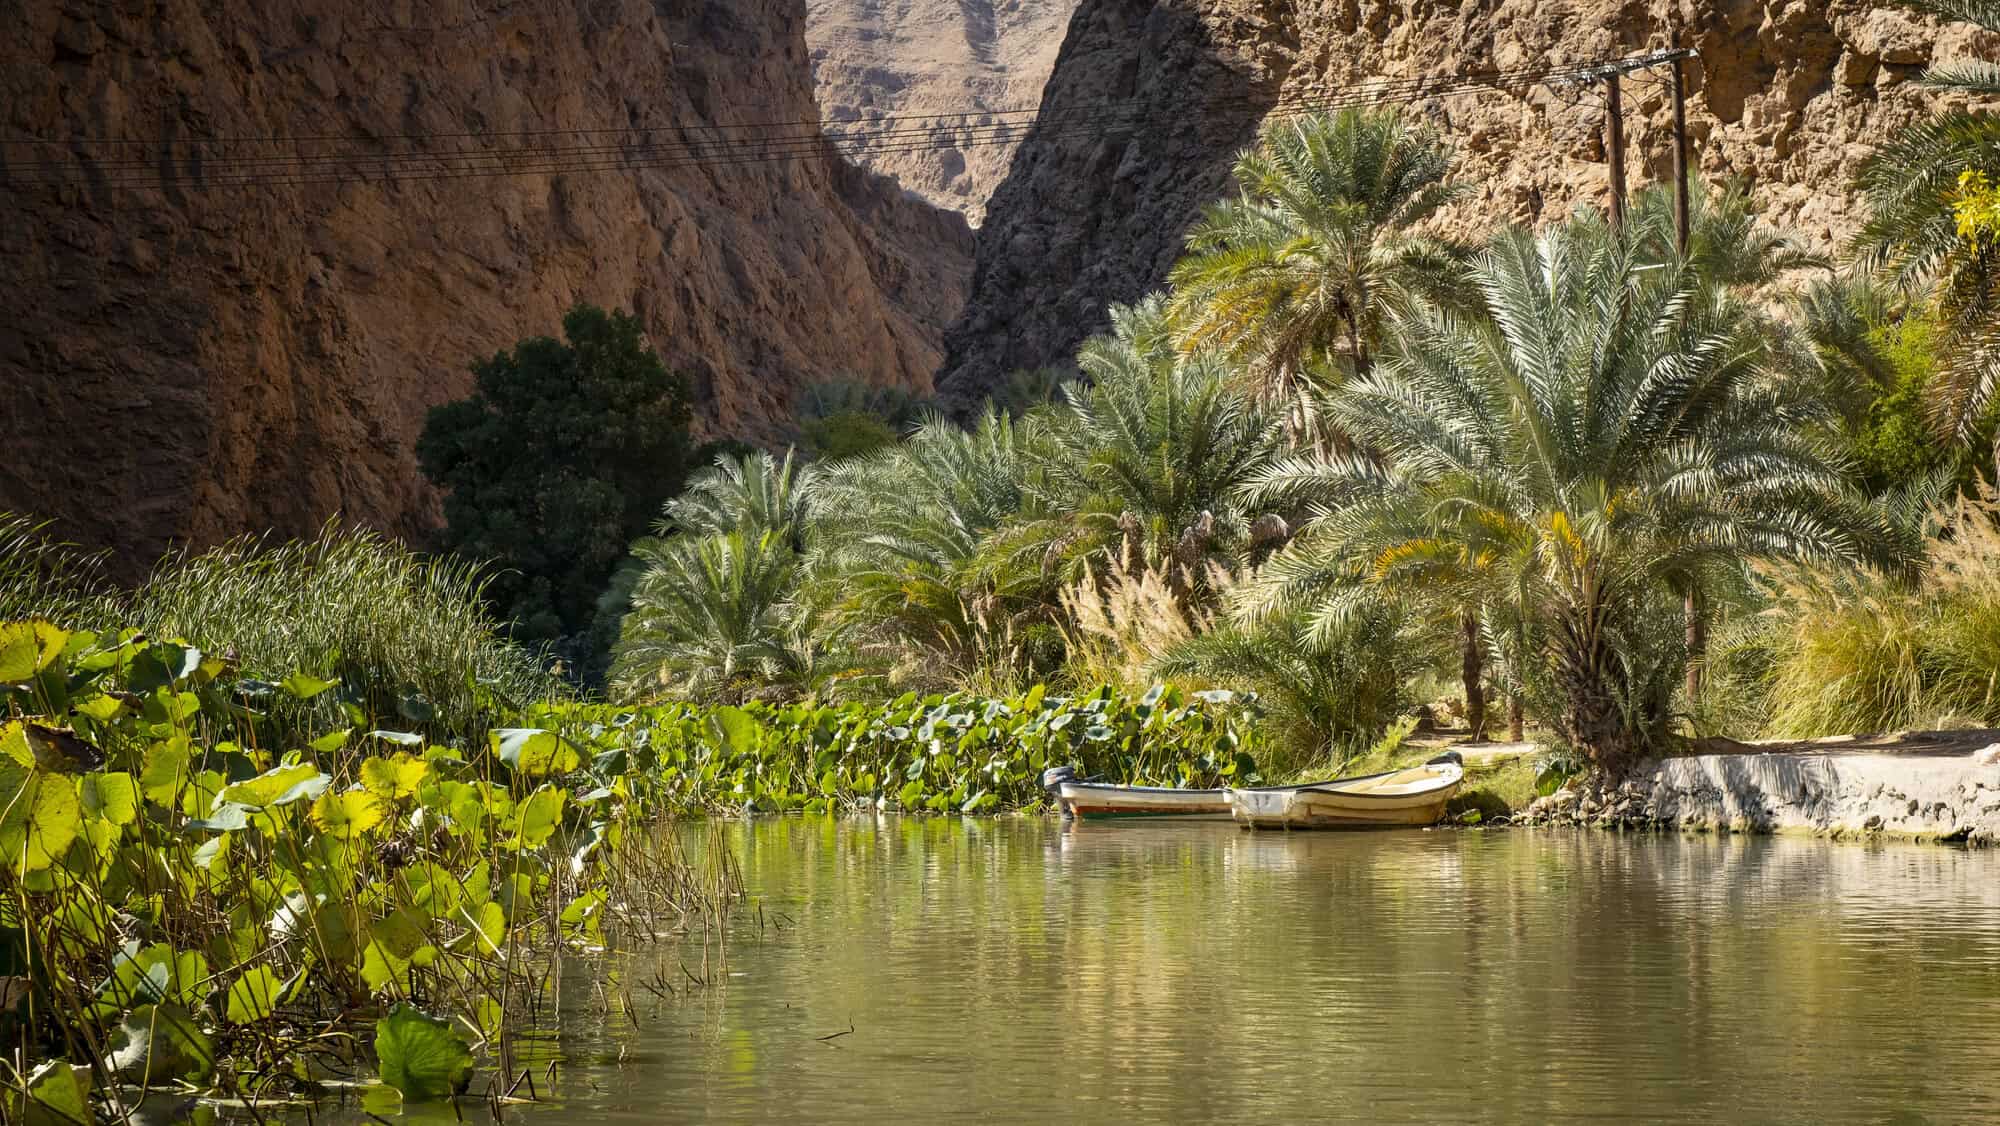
1670,45,1707,704
1671,49,1691,256
1605,73,1628,228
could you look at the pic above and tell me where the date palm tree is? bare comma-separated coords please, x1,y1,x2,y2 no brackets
610,452,833,700
1854,0,2000,471
991,298,1291,612
1242,215,1899,767
1167,107,1469,396
812,409,1043,679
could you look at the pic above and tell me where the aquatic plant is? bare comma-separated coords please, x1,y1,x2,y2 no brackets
540,681,1265,816
0,619,730,1119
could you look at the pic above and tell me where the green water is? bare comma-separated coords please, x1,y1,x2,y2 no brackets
474,818,2000,1124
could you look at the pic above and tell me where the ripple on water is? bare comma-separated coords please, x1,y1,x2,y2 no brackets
489,821,2000,1125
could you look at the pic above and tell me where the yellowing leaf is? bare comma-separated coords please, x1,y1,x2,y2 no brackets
310,790,386,841
360,753,429,800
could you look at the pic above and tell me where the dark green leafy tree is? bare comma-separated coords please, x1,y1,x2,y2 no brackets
417,305,694,667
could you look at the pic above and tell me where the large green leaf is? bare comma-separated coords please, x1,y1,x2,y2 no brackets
374,1003,473,1100
506,787,566,850
224,966,287,1024
707,706,760,756
107,1004,214,1084
10,1060,94,1126
217,762,329,810
0,762,79,874
79,772,139,826
492,729,577,778
139,739,192,805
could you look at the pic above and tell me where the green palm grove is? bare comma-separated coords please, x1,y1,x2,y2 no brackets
610,77,1998,769
6,4,2000,1112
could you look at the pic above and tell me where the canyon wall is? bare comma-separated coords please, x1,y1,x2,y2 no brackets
0,0,972,571
938,0,1998,406
805,0,1077,223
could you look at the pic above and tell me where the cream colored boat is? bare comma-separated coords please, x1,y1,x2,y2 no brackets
1226,752,1464,830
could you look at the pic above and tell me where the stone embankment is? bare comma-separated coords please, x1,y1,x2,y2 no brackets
1522,738,2000,845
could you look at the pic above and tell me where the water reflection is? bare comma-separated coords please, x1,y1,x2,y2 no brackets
299,820,2000,1123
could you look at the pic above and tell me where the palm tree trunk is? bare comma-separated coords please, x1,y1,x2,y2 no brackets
1555,599,1640,772
1508,691,1524,744
1461,612,1487,742
1684,588,1706,704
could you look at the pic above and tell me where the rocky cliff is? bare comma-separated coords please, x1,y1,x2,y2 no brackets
938,0,1998,406
0,0,972,570
805,0,1076,223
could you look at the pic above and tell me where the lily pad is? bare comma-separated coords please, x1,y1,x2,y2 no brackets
374,1003,473,1100
10,1060,93,1126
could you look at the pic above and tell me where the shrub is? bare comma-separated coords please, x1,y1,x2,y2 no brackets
417,304,696,667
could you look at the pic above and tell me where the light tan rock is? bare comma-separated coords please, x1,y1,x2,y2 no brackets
805,0,1074,224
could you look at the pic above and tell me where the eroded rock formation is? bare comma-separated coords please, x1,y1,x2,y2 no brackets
805,0,1076,223
939,0,1999,406
1,0,972,570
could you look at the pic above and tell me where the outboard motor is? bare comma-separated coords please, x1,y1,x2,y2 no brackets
1040,764,1079,820
1426,750,1464,767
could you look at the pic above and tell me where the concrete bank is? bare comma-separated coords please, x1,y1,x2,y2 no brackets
1522,737,2000,845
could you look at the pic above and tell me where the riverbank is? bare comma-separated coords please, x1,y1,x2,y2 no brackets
1518,730,2000,845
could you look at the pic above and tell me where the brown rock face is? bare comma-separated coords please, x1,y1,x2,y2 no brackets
938,0,1998,406
0,0,972,572
805,0,1077,224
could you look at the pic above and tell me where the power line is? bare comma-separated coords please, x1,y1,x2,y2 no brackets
2,51,1693,194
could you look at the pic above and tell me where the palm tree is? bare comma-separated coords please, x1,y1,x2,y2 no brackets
812,409,1042,679
998,298,1291,610
1854,0,2000,472
1167,107,1469,395
1242,215,1900,767
662,450,814,546
611,451,833,700
610,529,814,700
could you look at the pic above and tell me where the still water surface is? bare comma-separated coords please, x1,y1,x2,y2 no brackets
510,819,2000,1123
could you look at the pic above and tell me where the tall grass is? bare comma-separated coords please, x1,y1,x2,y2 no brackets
1728,488,2000,737
0,514,117,628
133,527,558,742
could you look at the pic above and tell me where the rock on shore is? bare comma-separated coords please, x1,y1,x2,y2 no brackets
1523,748,2000,845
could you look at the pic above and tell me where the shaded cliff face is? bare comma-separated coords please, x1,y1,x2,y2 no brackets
939,0,1996,406
805,0,1076,224
0,0,972,571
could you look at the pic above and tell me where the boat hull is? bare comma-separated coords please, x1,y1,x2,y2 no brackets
1054,782,1233,821
1227,757,1464,830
